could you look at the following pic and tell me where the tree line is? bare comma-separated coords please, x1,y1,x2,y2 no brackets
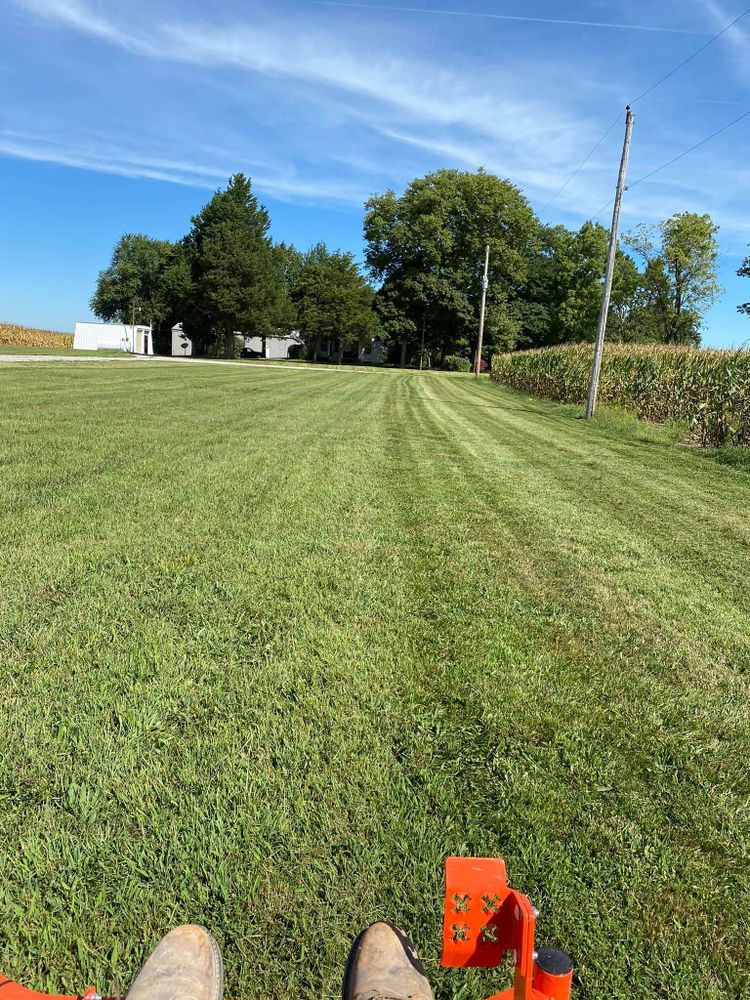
92,169,747,364
92,174,377,359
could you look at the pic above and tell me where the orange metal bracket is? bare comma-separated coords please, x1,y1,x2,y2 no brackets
3,858,572,1000
442,858,573,1000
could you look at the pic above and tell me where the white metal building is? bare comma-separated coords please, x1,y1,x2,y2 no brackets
168,327,302,359
73,322,154,354
242,334,302,359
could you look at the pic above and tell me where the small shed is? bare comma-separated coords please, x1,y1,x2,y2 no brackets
171,325,193,356
73,322,154,354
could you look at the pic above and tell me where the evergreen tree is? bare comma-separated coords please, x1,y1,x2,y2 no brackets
184,174,290,357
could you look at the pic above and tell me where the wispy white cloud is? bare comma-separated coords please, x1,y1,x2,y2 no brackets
6,0,750,243
16,0,159,51
0,135,215,187
0,131,369,204
317,1,707,34
163,19,586,159
692,0,750,80
9,0,594,190
378,128,583,199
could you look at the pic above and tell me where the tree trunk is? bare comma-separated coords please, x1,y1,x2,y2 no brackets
337,339,345,365
400,338,408,367
224,326,235,359
261,334,267,359
313,335,321,362
357,336,365,361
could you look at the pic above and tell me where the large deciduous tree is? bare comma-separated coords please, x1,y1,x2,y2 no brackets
623,213,721,345
91,234,189,353
184,174,291,357
521,222,641,347
364,169,541,365
293,244,379,362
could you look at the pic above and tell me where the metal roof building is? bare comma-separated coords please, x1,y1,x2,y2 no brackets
73,322,154,354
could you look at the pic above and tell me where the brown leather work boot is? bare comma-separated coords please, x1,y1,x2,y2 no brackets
343,922,433,1000
126,925,223,1000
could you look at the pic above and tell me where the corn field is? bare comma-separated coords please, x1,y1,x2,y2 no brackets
0,323,73,349
491,343,750,448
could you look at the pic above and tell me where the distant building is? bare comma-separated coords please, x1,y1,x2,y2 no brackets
242,333,303,359
361,338,385,365
314,337,385,365
168,327,302,359
171,325,193,357
73,322,154,354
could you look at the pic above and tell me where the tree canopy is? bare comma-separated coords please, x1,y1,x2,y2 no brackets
623,213,721,346
90,234,189,353
92,171,727,364
183,173,292,357
520,222,638,347
364,169,541,363
293,244,379,362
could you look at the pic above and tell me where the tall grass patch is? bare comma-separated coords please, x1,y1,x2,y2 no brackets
491,343,750,447
0,323,73,349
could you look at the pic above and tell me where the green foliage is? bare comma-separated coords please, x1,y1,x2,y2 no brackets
442,355,471,371
93,172,725,364
274,241,305,300
521,222,636,346
738,249,750,318
364,169,541,362
90,234,189,353
183,174,292,357
292,243,379,362
364,172,722,361
491,343,750,447
623,213,721,345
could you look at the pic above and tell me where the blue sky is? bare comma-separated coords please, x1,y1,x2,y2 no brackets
1,0,749,347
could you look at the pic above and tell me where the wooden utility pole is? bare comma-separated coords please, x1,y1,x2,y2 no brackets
586,106,634,419
475,244,490,378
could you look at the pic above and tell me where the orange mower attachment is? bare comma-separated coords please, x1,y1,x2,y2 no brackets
442,857,573,1000
0,980,117,1000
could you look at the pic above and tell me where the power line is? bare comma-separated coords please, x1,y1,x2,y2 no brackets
629,108,750,188
540,111,624,214
591,107,750,220
631,5,750,104
543,5,750,216
317,1,706,33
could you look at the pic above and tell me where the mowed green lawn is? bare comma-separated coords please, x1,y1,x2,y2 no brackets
1,362,748,1000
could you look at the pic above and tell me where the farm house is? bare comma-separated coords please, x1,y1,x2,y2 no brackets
73,322,154,354
242,333,303,358
169,325,303,359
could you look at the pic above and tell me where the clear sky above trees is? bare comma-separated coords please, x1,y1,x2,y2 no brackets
1,0,749,346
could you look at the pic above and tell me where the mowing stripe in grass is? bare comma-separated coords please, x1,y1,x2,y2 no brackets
0,365,748,1000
